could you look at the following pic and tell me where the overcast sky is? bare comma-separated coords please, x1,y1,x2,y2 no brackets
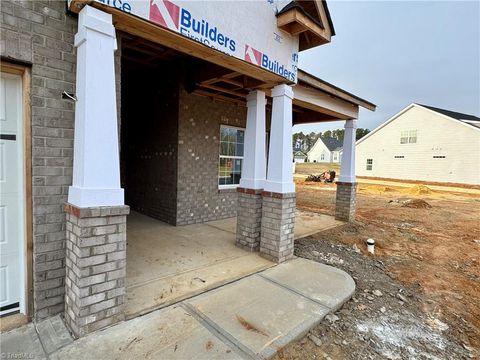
294,0,480,134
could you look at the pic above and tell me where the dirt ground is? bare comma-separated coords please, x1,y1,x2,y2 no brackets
274,179,480,360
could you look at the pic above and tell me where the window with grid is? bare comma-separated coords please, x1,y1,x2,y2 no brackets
408,130,417,143
366,158,373,171
401,130,418,144
218,126,244,187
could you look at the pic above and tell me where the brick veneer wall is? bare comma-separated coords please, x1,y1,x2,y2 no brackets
121,62,178,224
0,2,124,320
176,89,247,225
1,0,77,319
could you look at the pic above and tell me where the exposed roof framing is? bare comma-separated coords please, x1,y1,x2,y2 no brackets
277,1,335,51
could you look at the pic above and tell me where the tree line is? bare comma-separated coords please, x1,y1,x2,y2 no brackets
293,128,370,152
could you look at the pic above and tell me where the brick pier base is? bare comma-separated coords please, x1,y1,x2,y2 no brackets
260,192,296,263
335,182,357,222
64,203,130,338
236,188,263,251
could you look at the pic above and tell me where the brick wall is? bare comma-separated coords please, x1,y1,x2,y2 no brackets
1,0,77,319
177,90,247,225
64,204,129,337
121,62,178,224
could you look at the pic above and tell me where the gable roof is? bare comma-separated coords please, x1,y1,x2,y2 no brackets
277,1,336,35
417,104,480,123
356,103,480,146
293,150,308,157
320,137,343,151
277,0,335,51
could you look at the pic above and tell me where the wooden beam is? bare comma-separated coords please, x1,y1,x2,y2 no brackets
277,8,330,43
218,77,243,88
194,89,246,106
293,111,339,125
81,3,287,87
297,70,376,111
293,85,359,120
198,83,247,99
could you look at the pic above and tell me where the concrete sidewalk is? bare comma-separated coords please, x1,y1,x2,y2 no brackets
1,258,355,360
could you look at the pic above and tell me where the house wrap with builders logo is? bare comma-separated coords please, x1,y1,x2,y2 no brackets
92,0,299,82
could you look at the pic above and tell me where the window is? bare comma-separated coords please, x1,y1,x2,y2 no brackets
408,130,417,143
366,158,373,171
333,153,338,161
219,126,244,187
321,154,325,161
401,130,417,144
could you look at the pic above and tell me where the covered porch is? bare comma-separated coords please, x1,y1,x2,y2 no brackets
125,210,342,318
63,1,374,338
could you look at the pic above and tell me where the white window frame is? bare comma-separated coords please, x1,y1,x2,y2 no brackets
408,130,417,143
321,153,325,161
366,158,373,171
218,125,245,189
401,130,417,144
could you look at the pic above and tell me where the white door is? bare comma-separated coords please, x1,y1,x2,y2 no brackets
0,72,24,316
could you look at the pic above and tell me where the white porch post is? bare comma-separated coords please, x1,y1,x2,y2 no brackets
264,84,295,194
68,5,124,207
335,119,358,222
236,90,266,251
339,120,357,183
260,84,295,263
239,90,266,190
64,5,129,338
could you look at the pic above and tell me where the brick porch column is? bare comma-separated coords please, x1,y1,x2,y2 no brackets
236,91,266,251
65,5,127,337
64,204,129,338
335,119,357,221
260,85,296,263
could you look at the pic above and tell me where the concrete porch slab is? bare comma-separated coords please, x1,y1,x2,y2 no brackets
260,258,356,311
0,323,47,360
125,210,342,318
38,257,354,360
50,306,243,360
184,274,330,358
205,210,343,240
35,315,73,355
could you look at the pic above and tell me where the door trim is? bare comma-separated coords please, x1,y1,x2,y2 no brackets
1,61,33,320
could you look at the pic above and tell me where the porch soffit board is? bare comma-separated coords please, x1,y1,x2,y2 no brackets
297,70,376,111
68,1,290,88
293,85,359,120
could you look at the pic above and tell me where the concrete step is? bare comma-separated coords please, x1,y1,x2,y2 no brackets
3,258,355,360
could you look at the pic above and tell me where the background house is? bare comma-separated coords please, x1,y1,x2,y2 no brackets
356,104,480,185
307,137,343,163
293,150,308,163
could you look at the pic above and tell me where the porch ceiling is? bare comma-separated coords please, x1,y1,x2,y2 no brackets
117,21,375,125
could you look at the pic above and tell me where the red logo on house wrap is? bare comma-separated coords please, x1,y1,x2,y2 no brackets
244,45,262,66
150,0,180,30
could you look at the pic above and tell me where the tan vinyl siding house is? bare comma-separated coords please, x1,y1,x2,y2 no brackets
356,104,480,185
